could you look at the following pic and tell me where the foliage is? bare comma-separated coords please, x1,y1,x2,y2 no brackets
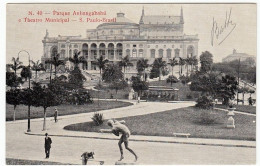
178,57,186,75
20,66,32,81
6,88,21,121
179,75,190,85
190,71,238,105
69,51,86,69
166,75,178,86
102,64,124,83
200,51,213,73
168,58,178,75
194,109,220,125
68,67,86,89
30,60,45,79
149,58,168,80
93,55,109,79
195,96,214,109
136,58,149,75
6,72,23,88
131,76,149,96
119,55,133,74
109,79,128,100
45,53,65,78
67,89,93,105
7,57,24,75
91,113,104,126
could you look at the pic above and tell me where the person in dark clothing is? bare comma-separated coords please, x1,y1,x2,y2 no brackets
54,108,58,123
44,133,52,158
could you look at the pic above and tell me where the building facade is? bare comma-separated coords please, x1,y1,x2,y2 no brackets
41,7,199,73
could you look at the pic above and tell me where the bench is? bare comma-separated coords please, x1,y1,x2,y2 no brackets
173,133,191,138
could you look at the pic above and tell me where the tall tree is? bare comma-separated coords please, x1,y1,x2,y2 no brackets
102,64,124,83
119,55,133,78
6,89,21,121
69,51,86,70
168,58,178,76
178,57,186,76
68,67,86,89
45,53,65,83
20,66,32,81
200,51,213,73
7,57,24,76
6,72,23,89
150,58,167,81
190,56,198,72
30,60,45,80
31,83,60,131
136,58,149,81
109,79,128,101
131,76,149,102
93,55,109,80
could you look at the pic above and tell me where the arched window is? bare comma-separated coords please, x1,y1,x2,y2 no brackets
108,43,114,60
187,45,194,57
50,46,58,57
167,49,172,58
139,49,143,57
90,43,97,59
82,43,88,58
116,43,123,59
126,49,130,56
174,49,180,58
99,43,106,57
159,49,164,58
69,49,72,57
60,49,65,58
150,49,155,58
132,49,137,57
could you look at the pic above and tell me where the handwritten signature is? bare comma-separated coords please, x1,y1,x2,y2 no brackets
211,8,236,46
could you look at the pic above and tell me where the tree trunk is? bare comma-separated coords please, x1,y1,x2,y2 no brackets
49,64,52,84
124,66,126,79
172,66,174,76
159,68,162,81
54,65,57,78
35,71,38,81
100,69,102,81
116,90,118,101
187,64,189,76
43,108,47,131
242,92,245,105
13,105,16,121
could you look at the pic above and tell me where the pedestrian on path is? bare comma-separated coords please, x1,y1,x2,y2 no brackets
100,119,138,162
54,108,58,122
44,133,52,158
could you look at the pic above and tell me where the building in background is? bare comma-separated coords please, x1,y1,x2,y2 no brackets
222,49,256,65
41,7,199,75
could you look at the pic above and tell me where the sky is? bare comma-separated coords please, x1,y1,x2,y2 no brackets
6,3,256,65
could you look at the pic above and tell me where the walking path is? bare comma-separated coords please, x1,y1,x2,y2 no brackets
6,100,256,165
214,107,256,116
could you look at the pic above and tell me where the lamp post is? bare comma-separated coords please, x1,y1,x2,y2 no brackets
18,50,31,132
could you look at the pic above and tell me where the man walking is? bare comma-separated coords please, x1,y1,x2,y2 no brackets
54,108,58,122
44,133,52,158
100,119,138,162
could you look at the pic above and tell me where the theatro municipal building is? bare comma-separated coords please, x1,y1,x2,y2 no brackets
41,8,199,72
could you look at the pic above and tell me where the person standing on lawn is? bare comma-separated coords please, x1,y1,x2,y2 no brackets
100,119,138,162
54,108,58,122
44,133,52,158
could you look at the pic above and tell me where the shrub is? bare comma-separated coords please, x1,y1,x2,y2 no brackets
194,109,221,125
179,75,190,85
91,113,104,126
166,75,178,86
195,96,214,109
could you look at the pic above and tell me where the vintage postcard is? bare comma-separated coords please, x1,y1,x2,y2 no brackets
5,3,256,165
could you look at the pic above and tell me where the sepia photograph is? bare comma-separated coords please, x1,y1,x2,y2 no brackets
5,2,257,165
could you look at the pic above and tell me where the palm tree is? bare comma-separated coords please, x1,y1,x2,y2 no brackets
119,55,133,78
168,58,178,76
45,53,65,83
185,57,193,76
190,56,198,72
69,51,86,70
93,55,109,80
178,57,186,76
137,58,149,81
7,57,24,76
30,60,45,81
154,58,167,81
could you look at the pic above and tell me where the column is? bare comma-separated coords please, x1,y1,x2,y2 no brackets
105,48,108,59
88,50,91,70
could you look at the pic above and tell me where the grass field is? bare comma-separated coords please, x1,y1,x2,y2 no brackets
215,104,256,114
6,158,72,165
6,100,132,121
64,106,256,141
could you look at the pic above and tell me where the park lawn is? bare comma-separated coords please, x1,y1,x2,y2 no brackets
6,100,132,121
216,104,256,114
6,158,72,165
64,107,256,141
